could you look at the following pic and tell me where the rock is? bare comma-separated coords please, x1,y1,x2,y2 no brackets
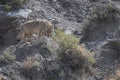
96,39,120,68
0,12,19,50
7,9,32,18
0,62,28,80
32,37,60,61
64,29,73,35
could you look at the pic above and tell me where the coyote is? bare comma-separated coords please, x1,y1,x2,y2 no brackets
17,19,53,42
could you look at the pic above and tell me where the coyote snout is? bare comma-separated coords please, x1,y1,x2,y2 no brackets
17,19,53,43
17,30,25,42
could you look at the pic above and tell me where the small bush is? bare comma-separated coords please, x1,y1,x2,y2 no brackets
3,52,16,61
53,28,95,64
0,52,16,64
52,28,79,52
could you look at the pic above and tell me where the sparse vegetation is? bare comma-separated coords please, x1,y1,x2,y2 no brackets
0,52,16,64
53,28,95,64
81,2,118,30
89,3,119,20
80,2,120,42
2,0,28,10
3,52,16,61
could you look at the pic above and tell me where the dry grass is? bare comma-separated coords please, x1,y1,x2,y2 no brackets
22,56,40,70
75,45,95,64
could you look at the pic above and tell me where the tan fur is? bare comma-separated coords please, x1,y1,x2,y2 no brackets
17,19,53,42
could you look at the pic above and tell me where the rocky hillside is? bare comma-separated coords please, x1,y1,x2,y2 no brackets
0,0,120,80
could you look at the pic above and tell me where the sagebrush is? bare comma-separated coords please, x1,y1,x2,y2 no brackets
53,28,79,52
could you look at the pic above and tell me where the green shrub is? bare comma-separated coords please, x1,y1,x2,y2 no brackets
3,52,16,61
0,52,16,63
52,28,79,52
53,28,95,64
